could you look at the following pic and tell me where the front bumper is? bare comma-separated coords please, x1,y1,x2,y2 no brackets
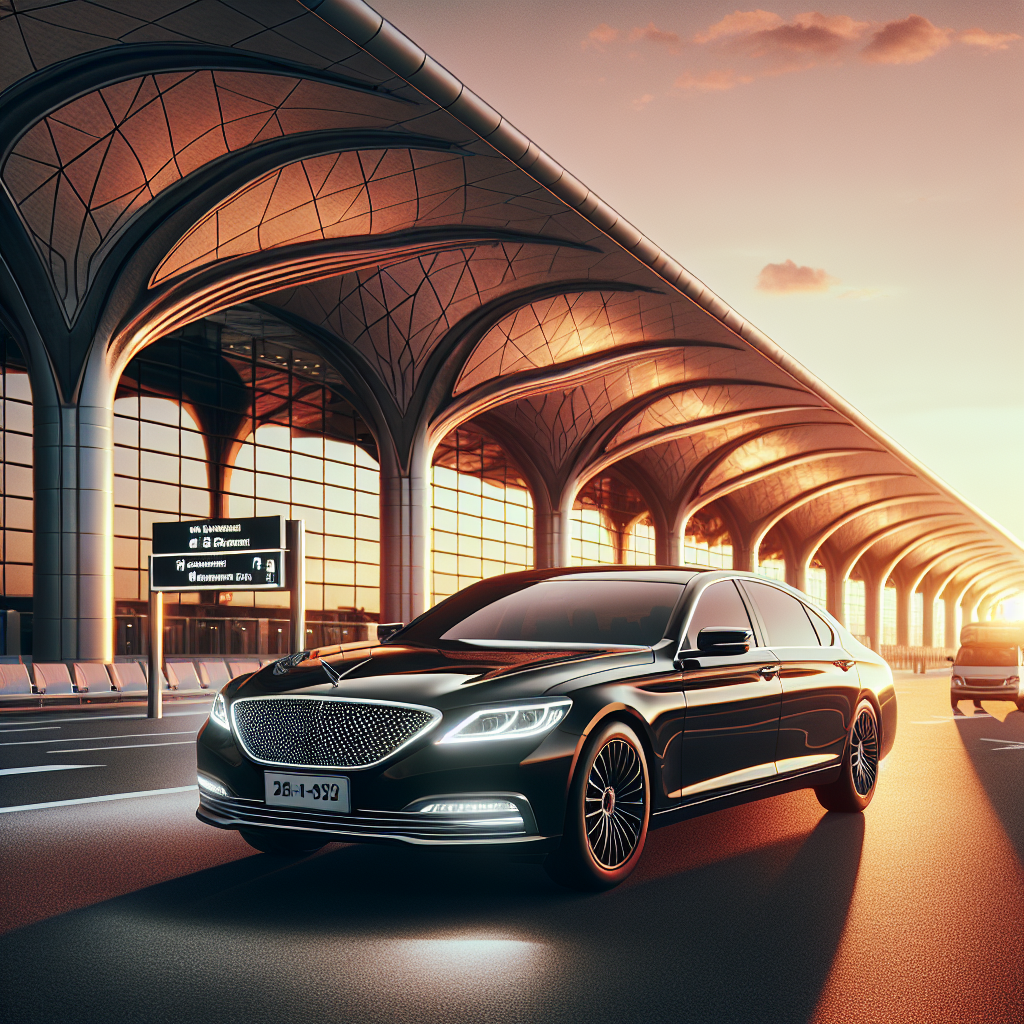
951,683,1020,702
197,790,551,848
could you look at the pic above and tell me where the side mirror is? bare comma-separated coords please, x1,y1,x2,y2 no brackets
696,627,753,657
945,656,955,663
375,622,405,643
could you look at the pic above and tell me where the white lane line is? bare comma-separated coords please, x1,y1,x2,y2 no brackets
0,726,61,733
4,709,211,724
980,737,1024,751
47,741,196,752
0,764,102,776
0,785,198,815
0,730,197,747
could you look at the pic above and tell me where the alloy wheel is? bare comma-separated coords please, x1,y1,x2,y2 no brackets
850,705,879,797
584,737,646,869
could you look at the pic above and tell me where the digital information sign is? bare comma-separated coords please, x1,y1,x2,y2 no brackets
152,516,284,555
150,516,286,592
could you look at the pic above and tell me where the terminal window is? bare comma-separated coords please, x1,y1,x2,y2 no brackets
1,337,32,598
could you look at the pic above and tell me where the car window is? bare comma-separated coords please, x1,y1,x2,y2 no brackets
684,581,753,649
805,605,835,646
428,580,684,647
744,581,819,647
954,645,1018,666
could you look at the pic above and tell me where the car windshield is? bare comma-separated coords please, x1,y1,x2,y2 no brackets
954,645,1018,666
392,579,685,648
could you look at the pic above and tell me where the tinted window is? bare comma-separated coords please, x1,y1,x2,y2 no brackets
805,605,835,646
399,580,684,647
684,581,753,649
745,581,818,647
955,646,1018,667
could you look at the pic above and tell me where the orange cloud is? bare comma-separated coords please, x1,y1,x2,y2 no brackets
958,27,1021,51
861,15,952,64
629,22,682,52
674,69,753,92
694,10,870,74
694,10,782,44
582,23,619,51
757,260,838,293
632,93,656,110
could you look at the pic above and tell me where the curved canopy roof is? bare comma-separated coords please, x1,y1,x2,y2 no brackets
0,0,1020,610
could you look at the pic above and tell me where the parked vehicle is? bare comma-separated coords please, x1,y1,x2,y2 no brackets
196,566,897,889
949,622,1024,714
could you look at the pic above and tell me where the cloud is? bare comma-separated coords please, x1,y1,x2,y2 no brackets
582,23,619,51
958,27,1021,51
860,15,952,64
694,10,782,44
756,259,838,293
632,93,656,110
629,22,682,52
674,69,753,92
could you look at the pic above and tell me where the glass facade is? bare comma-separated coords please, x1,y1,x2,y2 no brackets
806,564,828,609
431,428,533,603
934,599,946,647
0,335,32,600
910,591,924,647
625,514,656,566
757,527,785,581
845,579,866,638
882,585,897,646
684,508,733,568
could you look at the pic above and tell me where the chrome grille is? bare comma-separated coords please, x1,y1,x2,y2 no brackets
230,697,440,769
965,677,999,687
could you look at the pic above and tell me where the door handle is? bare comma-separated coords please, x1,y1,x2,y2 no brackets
759,665,779,679
834,659,856,672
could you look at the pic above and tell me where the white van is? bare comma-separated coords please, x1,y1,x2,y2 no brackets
949,622,1024,714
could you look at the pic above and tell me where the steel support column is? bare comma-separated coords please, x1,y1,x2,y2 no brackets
33,395,114,662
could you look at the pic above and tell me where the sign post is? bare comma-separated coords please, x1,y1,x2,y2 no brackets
146,515,304,718
147,588,163,720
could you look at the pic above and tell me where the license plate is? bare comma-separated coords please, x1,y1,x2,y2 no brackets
264,772,350,813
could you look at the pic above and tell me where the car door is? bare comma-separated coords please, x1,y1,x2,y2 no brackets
675,579,782,799
740,580,858,773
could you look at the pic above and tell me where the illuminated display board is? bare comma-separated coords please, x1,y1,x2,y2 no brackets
150,516,286,591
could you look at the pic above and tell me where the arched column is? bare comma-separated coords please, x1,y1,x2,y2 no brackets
33,343,116,662
944,593,959,649
378,431,432,624
920,579,937,647
863,565,884,651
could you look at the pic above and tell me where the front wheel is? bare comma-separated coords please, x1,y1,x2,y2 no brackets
815,698,880,813
545,720,650,890
239,827,326,856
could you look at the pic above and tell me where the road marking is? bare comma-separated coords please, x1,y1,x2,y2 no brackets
0,764,102,776
3,709,211,725
0,730,197,747
980,737,1024,751
46,740,196,752
0,726,61,733
0,785,198,815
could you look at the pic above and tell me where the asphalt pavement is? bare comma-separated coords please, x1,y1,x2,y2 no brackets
0,673,1021,1024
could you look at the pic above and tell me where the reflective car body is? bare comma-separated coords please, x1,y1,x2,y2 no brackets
196,566,897,854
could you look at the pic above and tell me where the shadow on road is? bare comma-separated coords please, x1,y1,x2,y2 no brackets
0,798,865,1023
955,705,1024,865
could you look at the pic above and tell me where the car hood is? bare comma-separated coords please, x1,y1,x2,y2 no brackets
229,642,654,710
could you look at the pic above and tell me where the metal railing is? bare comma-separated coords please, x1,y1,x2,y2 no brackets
880,645,956,671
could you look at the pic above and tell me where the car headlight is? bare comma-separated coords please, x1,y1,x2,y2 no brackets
1006,675,1020,686
439,699,571,744
210,692,229,729
952,676,963,686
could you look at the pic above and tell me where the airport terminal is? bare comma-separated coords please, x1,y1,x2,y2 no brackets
0,3,1021,1023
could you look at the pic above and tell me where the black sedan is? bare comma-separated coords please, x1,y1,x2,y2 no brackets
196,566,897,889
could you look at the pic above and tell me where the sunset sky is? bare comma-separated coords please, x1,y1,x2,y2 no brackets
373,1,1024,538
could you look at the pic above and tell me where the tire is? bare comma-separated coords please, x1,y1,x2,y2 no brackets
545,720,650,891
239,827,326,856
815,698,880,813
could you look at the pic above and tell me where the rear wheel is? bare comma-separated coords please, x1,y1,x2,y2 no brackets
239,828,326,856
815,698,880,813
545,720,650,890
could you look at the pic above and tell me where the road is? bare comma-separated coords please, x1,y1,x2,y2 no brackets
0,673,1021,1024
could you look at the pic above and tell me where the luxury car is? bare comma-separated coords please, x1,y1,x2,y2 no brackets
196,566,897,889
